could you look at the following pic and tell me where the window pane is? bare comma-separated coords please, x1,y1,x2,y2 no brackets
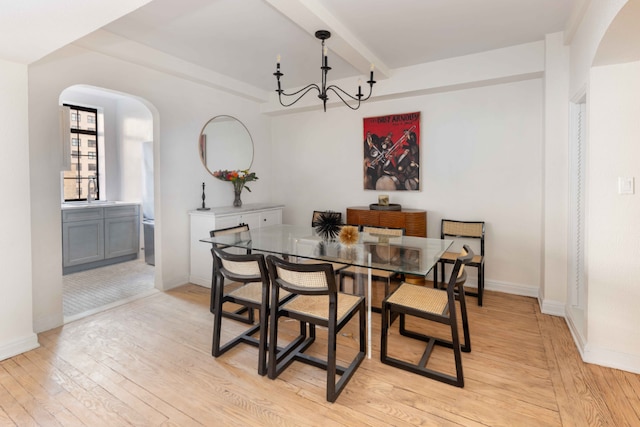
64,104,99,201
69,108,96,132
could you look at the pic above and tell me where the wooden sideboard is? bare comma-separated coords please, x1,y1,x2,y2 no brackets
346,206,427,237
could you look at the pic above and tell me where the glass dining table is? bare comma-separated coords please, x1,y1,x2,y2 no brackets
201,224,453,358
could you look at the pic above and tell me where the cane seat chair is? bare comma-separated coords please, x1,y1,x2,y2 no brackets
209,223,252,319
434,219,485,306
338,225,405,309
266,255,365,402
211,246,292,376
381,246,474,387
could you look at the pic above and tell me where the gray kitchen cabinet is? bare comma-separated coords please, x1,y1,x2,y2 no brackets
62,203,139,274
104,205,140,259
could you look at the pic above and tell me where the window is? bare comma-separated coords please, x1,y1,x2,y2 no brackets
63,104,100,201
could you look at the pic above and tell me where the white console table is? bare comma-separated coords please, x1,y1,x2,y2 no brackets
189,203,284,287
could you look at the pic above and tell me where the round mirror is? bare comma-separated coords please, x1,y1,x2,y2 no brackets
199,115,254,174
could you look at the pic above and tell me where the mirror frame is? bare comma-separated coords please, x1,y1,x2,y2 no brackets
198,115,254,175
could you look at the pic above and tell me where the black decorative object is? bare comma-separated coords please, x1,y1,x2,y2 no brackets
274,30,376,112
314,211,342,240
197,182,210,211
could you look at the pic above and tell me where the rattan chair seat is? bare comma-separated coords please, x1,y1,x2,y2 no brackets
281,293,362,323
228,281,290,304
385,283,448,315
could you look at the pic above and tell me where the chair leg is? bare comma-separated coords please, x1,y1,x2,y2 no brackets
211,277,224,357
448,304,464,387
478,265,484,306
257,296,269,376
456,290,471,353
326,319,337,402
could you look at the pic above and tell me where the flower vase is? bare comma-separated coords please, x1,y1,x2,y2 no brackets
233,183,243,207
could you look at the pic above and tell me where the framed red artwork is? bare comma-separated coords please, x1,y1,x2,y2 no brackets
363,111,420,191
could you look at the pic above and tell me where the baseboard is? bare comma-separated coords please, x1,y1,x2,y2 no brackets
0,333,40,362
188,275,210,288
583,344,640,375
33,312,64,334
564,309,587,355
539,297,566,317
482,278,539,298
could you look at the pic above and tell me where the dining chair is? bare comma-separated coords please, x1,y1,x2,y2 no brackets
211,246,291,376
381,246,474,387
434,219,485,306
338,225,405,310
266,255,365,402
209,223,252,321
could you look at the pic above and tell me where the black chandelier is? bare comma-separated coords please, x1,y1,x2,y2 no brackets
274,30,376,112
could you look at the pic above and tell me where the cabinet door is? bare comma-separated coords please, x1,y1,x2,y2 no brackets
259,209,282,227
105,216,139,259
63,219,104,267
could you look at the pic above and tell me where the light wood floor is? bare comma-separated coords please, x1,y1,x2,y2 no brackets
1,284,639,426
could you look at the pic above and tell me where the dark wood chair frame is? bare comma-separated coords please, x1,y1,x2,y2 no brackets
338,225,405,311
434,219,486,306
209,223,253,322
210,246,273,375
266,255,366,402
381,245,474,387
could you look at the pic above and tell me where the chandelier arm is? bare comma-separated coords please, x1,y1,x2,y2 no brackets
279,83,320,98
325,86,362,111
277,84,321,107
326,84,374,102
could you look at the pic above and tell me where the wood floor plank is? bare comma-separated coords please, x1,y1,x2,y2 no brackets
1,284,638,426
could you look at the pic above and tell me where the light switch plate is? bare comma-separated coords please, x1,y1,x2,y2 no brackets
618,176,634,195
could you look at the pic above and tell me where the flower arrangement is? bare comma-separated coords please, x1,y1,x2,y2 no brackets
213,169,258,193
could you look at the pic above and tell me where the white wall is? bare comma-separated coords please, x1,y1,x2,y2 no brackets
587,60,640,372
0,59,39,359
28,45,271,332
271,78,544,295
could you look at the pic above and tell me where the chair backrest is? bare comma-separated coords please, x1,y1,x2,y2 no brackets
266,255,337,297
211,245,267,284
440,219,484,256
448,245,474,293
210,223,249,238
312,211,342,227
210,223,250,250
360,225,405,237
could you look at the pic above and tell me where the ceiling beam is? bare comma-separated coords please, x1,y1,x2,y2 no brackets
263,0,391,79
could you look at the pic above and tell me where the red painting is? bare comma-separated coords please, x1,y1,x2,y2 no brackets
363,112,420,191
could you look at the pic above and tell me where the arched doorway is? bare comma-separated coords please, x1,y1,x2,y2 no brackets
59,84,157,322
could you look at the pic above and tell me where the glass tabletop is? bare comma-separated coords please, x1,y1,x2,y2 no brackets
200,224,452,276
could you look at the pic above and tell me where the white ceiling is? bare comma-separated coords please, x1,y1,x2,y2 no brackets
94,0,578,93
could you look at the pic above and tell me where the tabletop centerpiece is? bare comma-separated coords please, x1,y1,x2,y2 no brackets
213,169,258,207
